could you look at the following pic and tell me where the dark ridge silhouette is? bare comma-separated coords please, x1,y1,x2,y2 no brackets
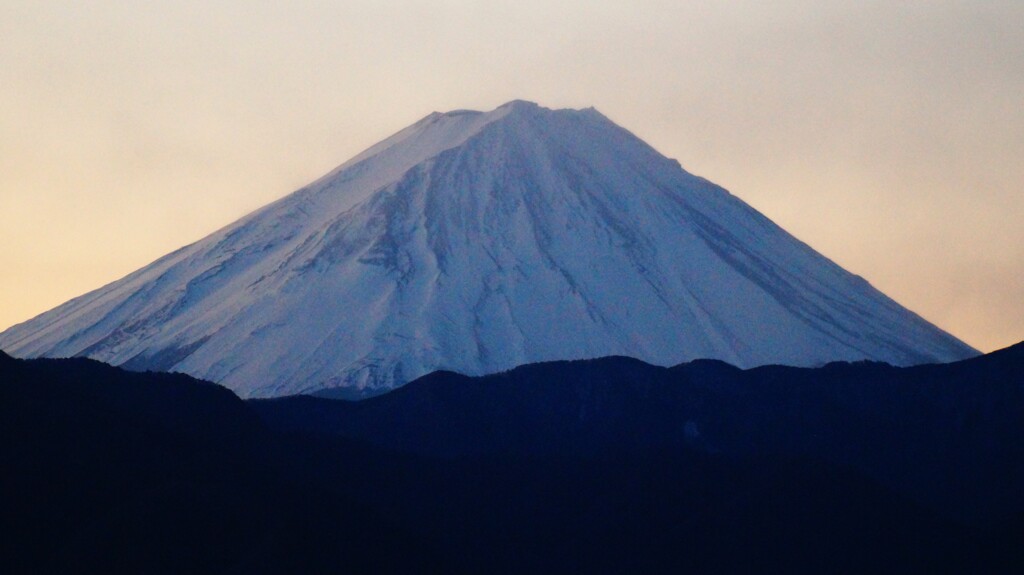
0,354,446,575
256,342,1024,525
3,343,1023,573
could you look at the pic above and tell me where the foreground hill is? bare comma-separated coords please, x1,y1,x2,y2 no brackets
257,342,1024,525
3,344,1023,573
0,351,443,574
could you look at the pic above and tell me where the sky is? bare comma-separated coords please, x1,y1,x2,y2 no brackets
1,1,1021,353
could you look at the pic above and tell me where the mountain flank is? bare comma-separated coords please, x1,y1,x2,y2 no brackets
0,101,975,397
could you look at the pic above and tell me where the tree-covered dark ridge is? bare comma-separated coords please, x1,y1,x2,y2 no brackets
3,343,1023,573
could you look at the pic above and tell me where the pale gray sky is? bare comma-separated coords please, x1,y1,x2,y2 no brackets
2,1,1022,352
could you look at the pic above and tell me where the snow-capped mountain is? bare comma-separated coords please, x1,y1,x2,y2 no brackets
0,100,977,397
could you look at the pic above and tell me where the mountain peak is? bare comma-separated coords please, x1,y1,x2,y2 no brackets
433,100,602,126
493,100,611,123
0,101,978,397
497,99,541,113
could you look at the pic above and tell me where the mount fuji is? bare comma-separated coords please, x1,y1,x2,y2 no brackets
0,101,977,397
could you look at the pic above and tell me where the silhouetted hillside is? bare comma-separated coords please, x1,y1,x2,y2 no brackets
0,354,445,574
3,344,1023,573
256,342,1024,525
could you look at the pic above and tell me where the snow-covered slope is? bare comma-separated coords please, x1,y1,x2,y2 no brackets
0,101,977,397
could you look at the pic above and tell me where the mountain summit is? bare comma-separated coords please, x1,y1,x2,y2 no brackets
0,101,976,397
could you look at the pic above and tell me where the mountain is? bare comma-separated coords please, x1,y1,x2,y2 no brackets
0,100,976,397
253,340,1024,526
0,354,446,574
4,344,1022,573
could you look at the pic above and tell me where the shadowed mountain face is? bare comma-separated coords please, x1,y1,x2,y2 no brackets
3,344,1023,573
0,351,445,575
255,341,1024,526
0,101,975,397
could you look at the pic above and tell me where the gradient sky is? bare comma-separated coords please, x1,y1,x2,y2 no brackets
1,1,1021,353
